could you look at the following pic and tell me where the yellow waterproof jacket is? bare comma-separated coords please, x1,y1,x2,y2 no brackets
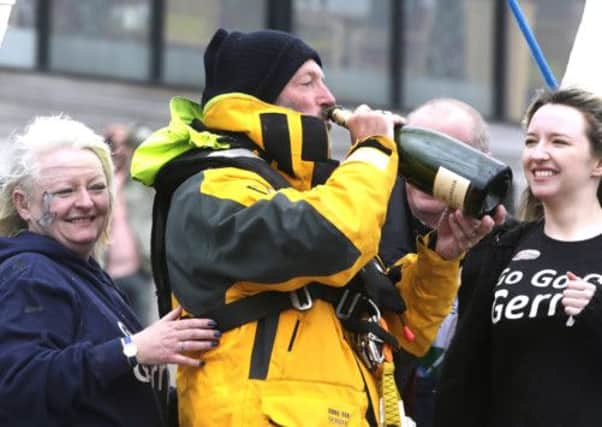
131,94,460,426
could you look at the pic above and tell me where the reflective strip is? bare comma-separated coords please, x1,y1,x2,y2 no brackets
207,148,259,159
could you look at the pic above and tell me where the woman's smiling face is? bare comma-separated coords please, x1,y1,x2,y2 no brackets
14,147,110,258
523,103,602,204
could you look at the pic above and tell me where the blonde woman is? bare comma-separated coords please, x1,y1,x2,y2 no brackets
0,116,219,426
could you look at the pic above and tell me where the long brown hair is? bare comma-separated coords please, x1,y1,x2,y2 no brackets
518,88,602,220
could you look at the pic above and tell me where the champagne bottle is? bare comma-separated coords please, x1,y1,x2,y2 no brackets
325,106,513,218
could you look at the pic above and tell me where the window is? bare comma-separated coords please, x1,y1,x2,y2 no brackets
49,0,152,80
294,0,391,107
402,0,495,116
504,0,585,122
163,0,265,86
0,0,36,68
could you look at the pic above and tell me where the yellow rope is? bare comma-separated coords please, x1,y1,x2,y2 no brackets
380,360,402,427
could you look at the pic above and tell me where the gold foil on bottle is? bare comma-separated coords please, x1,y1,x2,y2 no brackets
327,107,353,127
433,166,470,210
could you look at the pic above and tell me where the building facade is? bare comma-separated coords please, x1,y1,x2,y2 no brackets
0,0,585,122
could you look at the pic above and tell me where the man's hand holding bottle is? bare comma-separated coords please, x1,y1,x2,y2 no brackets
434,206,506,260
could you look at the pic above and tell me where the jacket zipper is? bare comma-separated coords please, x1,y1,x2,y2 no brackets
287,319,300,352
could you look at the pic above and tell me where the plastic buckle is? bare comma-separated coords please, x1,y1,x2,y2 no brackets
335,289,362,320
290,286,312,311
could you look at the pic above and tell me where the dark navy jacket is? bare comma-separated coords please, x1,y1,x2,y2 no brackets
0,232,167,427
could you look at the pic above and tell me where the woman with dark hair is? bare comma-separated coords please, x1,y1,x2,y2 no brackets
434,88,602,427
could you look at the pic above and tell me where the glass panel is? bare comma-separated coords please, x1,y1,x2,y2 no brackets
402,0,495,116
294,0,391,107
49,0,151,80
504,0,585,122
163,0,265,87
0,0,37,68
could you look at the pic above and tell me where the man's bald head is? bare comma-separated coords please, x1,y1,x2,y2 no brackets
407,98,489,153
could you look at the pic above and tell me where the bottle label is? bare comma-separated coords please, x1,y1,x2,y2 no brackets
433,167,470,210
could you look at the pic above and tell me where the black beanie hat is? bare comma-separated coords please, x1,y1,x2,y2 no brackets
201,28,322,106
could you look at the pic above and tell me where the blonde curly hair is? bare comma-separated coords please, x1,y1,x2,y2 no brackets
0,115,115,252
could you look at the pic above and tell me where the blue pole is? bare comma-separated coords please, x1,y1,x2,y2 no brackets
507,0,558,89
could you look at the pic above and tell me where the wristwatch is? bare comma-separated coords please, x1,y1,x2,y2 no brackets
120,335,138,367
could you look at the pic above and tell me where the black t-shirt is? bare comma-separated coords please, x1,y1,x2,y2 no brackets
489,222,602,426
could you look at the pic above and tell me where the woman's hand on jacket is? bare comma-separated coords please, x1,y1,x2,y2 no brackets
132,306,220,367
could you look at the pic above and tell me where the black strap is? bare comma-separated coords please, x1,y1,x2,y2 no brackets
198,283,343,332
359,259,406,313
197,282,403,355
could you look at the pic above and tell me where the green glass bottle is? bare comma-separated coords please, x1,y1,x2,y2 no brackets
326,107,513,218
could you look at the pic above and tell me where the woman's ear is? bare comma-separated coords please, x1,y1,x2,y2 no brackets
593,157,602,177
12,189,32,222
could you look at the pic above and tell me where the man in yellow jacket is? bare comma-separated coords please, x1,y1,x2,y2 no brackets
131,28,505,426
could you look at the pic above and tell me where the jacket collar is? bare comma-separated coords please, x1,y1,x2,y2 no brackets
131,94,335,191
203,93,333,190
